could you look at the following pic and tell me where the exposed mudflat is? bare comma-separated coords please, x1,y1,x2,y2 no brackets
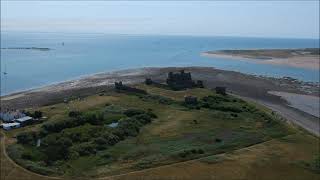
269,91,319,118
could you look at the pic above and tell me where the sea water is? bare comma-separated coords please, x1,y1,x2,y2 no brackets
1,32,319,95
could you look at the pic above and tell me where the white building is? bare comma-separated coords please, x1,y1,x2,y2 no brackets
0,111,26,122
15,116,33,125
2,122,21,130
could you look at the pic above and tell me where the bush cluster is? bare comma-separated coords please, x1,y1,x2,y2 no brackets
25,110,43,118
17,131,38,145
17,107,156,164
139,94,174,105
178,148,205,158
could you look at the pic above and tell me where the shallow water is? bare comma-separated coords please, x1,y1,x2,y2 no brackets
1,32,319,95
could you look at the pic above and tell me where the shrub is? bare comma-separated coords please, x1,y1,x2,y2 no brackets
104,133,120,145
197,149,204,154
68,150,80,160
191,149,197,154
25,111,43,118
68,111,82,117
124,109,146,117
42,119,75,134
133,114,152,124
41,134,72,162
231,113,238,117
34,111,43,118
177,148,204,158
7,144,24,160
23,161,59,175
82,112,103,125
21,151,33,160
61,124,102,143
146,111,157,118
71,142,96,156
94,137,109,150
17,131,38,145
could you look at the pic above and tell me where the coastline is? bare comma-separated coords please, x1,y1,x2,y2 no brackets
1,66,319,136
2,66,319,102
201,52,320,70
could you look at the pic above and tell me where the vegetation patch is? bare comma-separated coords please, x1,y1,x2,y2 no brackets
5,85,295,177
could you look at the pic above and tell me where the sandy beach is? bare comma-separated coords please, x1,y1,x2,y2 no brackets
202,51,320,70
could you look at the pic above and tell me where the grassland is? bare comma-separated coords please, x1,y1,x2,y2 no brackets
1,84,319,179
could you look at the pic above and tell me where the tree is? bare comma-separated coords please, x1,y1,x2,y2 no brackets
34,111,43,118
17,131,38,145
124,109,145,117
41,134,72,163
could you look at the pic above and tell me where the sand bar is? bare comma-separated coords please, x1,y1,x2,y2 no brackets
202,49,320,70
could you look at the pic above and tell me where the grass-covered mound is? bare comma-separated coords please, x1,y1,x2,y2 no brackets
6,85,295,177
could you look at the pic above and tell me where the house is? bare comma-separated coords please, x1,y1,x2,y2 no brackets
2,122,21,130
15,116,33,126
0,110,26,122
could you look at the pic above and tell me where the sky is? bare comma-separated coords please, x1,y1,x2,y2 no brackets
1,1,319,39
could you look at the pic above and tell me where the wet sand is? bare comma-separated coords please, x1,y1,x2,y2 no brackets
268,91,319,118
202,52,319,70
1,67,319,136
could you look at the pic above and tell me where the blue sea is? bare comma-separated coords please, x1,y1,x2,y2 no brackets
1,32,319,95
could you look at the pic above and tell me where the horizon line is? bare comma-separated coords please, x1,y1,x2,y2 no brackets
1,30,319,40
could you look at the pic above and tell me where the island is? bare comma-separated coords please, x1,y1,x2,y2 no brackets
202,48,320,70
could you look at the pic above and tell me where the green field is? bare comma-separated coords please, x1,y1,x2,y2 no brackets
4,84,318,178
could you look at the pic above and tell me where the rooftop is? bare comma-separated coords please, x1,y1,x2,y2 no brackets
15,116,33,122
2,122,20,127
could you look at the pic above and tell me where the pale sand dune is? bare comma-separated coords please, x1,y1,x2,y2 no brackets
268,91,320,118
1,93,25,101
202,52,319,70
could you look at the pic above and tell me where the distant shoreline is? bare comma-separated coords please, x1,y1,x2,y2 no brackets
202,48,320,70
1,47,51,51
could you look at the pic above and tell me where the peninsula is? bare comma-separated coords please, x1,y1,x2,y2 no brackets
202,48,320,70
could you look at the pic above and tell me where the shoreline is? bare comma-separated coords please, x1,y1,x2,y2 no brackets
201,51,320,70
1,66,319,101
0,68,149,97
0,66,319,136
2,65,319,98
